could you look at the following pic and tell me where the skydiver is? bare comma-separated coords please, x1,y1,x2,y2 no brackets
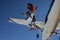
25,3,39,30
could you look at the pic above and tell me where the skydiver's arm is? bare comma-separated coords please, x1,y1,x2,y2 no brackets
25,11,30,20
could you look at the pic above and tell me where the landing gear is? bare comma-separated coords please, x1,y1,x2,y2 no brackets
36,28,43,38
36,33,39,38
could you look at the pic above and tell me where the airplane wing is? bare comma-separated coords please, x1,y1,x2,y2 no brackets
8,18,44,28
8,18,60,29
42,0,60,40
8,18,28,25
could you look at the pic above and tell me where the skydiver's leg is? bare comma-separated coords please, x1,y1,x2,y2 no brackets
31,21,37,29
28,23,36,30
27,17,36,30
31,21,44,32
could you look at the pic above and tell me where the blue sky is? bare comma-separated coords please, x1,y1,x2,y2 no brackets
0,0,60,40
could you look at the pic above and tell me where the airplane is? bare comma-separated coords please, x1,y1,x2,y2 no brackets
8,0,60,40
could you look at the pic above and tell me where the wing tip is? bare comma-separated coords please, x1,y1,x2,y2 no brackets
8,18,14,23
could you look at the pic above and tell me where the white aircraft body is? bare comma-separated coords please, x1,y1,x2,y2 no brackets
42,0,60,40
8,0,60,40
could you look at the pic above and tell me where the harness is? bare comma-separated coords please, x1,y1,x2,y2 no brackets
28,12,36,22
25,11,36,26
25,11,36,22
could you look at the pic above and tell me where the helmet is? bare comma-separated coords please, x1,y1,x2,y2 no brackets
27,3,33,6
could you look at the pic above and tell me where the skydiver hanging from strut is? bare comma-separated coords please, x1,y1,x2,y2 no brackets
24,3,42,38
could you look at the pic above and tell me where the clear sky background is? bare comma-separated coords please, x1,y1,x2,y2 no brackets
0,0,60,40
